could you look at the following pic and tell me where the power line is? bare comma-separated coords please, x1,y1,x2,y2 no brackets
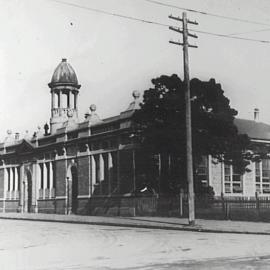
144,0,270,27
47,0,170,27
229,28,270,36
46,0,270,44
193,29,270,43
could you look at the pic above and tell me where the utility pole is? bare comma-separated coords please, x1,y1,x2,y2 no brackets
169,12,198,225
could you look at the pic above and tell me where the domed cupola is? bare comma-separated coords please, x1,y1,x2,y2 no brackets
49,58,80,88
49,58,81,134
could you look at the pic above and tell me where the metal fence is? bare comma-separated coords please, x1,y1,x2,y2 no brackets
86,193,270,221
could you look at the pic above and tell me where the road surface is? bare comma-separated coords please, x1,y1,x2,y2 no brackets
0,219,270,269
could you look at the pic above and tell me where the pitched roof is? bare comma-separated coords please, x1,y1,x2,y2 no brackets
235,118,270,141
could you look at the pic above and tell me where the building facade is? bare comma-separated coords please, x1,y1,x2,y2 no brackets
0,59,269,215
0,59,141,214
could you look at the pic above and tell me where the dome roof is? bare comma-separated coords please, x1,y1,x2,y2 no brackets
49,58,79,87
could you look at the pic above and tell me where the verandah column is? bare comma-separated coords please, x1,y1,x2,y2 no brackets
108,152,113,195
34,162,41,213
132,150,136,193
99,154,105,195
3,165,7,213
14,167,18,200
10,167,13,200
19,165,24,213
43,162,47,199
49,162,53,198
117,151,120,194
91,155,96,195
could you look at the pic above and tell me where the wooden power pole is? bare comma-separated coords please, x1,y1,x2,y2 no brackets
169,12,198,225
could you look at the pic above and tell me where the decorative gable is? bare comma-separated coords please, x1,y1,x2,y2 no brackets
16,140,35,155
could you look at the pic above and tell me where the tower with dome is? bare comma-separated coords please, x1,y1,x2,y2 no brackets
49,58,81,133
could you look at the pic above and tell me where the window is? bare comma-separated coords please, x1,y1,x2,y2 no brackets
224,164,243,194
255,160,270,194
196,156,208,186
46,163,50,189
52,163,56,189
17,168,20,191
40,164,44,189
7,168,10,191
12,168,15,191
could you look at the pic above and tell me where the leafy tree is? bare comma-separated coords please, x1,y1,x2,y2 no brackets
133,74,253,194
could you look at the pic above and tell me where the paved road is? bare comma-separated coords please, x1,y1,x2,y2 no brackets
1,219,270,269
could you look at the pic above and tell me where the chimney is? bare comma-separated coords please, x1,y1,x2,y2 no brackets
15,132,20,140
254,108,259,121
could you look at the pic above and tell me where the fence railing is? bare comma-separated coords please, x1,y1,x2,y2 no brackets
86,192,270,221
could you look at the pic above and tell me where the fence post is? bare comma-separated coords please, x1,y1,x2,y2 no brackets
221,192,225,219
179,188,184,217
134,196,136,217
226,202,230,220
255,191,259,219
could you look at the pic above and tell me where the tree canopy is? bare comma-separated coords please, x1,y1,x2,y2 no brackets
133,74,253,193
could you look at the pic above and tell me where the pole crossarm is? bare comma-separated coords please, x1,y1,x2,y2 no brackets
188,44,198,48
188,32,198,39
169,40,184,46
188,19,199,25
169,14,183,22
169,26,183,34
169,40,197,48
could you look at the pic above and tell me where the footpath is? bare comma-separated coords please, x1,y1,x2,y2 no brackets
0,212,270,235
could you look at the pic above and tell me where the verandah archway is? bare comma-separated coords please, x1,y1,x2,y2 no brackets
67,165,78,214
23,169,32,213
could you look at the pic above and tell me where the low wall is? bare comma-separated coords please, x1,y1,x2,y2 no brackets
86,195,270,221
87,195,183,217
37,199,56,214
4,200,20,213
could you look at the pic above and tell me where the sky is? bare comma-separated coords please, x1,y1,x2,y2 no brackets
1,0,270,139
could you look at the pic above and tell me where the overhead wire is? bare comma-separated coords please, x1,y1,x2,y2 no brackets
47,0,171,27
46,0,270,44
144,0,270,27
228,28,270,36
193,29,270,43
144,0,270,37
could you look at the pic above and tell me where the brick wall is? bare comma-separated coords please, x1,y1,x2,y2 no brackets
37,199,55,213
77,156,90,196
5,200,19,212
55,199,66,214
66,145,77,156
55,160,66,197
119,150,134,194
77,198,89,215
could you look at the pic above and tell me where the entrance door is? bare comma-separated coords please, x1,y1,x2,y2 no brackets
71,166,78,214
